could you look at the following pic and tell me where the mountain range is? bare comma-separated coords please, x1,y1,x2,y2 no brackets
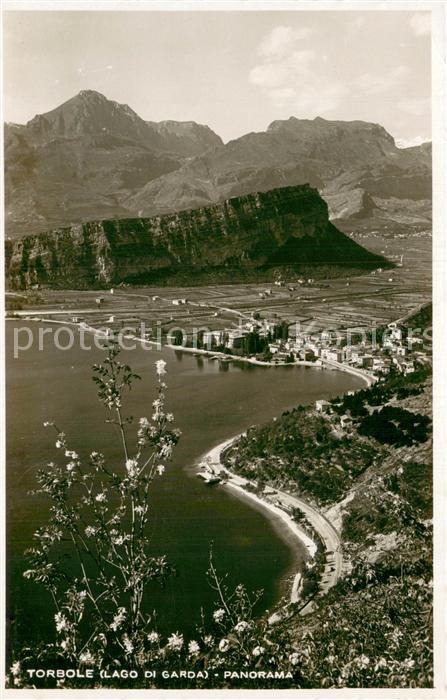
4,90,431,238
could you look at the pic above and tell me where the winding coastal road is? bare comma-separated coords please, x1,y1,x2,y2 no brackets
203,436,343,614
268,486,342,613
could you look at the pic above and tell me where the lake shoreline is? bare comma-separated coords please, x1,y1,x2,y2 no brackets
196,425,343,618
7,316,375,387
8,317,363,620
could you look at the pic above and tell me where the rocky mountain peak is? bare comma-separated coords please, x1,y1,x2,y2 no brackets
25,89,148,143
77,89,108,100
5,90,431,238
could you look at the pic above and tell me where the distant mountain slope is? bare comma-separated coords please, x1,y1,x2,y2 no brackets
127,116,431,226
4,92,431,238
6,184,388,290
4,90,223,237
145,119,224,157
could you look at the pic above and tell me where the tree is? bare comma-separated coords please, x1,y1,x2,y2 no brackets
273,322,289,341
169,329,184,346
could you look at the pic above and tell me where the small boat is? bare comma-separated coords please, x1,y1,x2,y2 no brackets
204,476,221,486
197,471,222,485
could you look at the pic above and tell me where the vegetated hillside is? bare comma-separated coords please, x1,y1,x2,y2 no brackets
5,91,430,238
6,184,388,290
4,90,222,237
224,362,432,687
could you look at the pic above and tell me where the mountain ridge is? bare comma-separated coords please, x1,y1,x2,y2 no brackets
5,90,431,238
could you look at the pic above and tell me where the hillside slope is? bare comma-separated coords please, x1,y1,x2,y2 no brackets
224,356,432,687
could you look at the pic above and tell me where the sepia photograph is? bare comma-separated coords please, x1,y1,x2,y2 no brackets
1,1,444,695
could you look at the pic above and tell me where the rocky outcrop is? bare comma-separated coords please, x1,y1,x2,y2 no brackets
325,188,378,221
6,185,387,289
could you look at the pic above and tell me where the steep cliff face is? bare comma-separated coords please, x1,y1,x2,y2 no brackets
6,185,386,290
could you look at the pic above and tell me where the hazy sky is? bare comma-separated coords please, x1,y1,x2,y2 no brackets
3,9,431,145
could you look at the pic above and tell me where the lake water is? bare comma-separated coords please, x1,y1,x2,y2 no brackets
6,322,362,644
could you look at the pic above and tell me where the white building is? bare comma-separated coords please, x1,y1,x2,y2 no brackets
226,329,249,348
202,330,223,347
315,399,331,414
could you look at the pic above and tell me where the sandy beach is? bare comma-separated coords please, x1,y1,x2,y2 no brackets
198,435,325,609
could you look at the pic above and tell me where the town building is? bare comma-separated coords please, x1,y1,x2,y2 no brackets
315,399,331,414
340,414,352,429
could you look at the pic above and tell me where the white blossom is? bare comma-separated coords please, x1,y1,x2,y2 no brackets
167,631,183,651
85,526,97,537
166,413,174,422
218,638,230,652
289,652,300,665
156,464,165,476
159,443,173,459
125,459,139,478
95,492,107,503
234,620,250,634
188,640,200,656
55,612,69,633
155,359,167,376
79,651,95,665
110,607,127,631
111,534,125,546
356,654,370,668
213,608,225,623
147,631,159,643
122,634,134,654
10,661,21,677
252,645,265,657
43,421,53,428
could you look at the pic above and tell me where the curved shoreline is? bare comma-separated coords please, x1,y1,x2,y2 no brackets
198,430,344,616
10,317,365,612
6,316,375,387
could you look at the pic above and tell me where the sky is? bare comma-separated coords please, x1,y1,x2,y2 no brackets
3,9,431,145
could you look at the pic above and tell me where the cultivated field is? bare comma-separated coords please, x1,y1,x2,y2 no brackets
7,233,431,336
